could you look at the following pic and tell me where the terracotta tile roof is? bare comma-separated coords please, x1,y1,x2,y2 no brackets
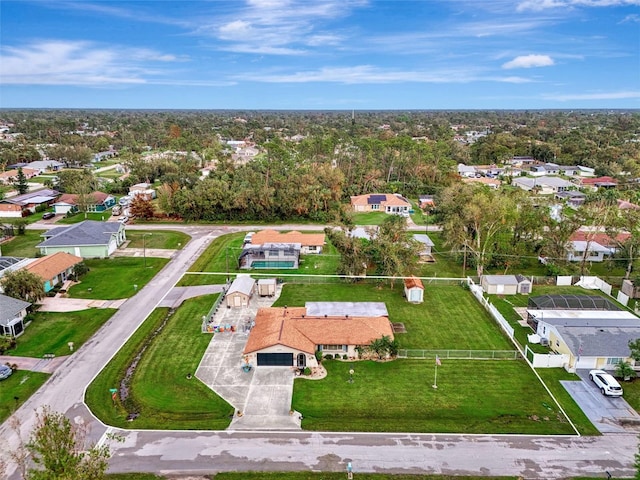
404,276,424,290
350,193,411,208
569,230,631,247
244,307,394,355
618,199,640,210
24,252,83,281
0,168,39,179
250,230,325,247
580,176,617,185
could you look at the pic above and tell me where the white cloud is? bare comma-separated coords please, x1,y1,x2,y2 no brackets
236,65,530,84
518,0,640,11
543,90,640,100
621,13,640,22
0,40,180,85
502,54,555,69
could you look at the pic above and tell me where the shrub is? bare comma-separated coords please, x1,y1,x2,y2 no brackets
615,360,636,381
314,351,323,363
303,367,311,376
0,337,16,354
324,354,333,360
342,354,348,360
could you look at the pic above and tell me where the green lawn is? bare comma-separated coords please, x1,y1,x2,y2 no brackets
56,212,115,224
0,229,45,257
86,296,234,430
6,309,116,357
125,230,190,249
275,283,512,350
67,257,169,299
293,359,576,434
534,368,600,436
620,377,640,411
352,211,390,225
0,370,50,424
179,232,341,286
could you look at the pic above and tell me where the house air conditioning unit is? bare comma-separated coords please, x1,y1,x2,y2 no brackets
540,338,549,347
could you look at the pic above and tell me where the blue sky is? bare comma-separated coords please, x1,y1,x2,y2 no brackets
1,0,639,109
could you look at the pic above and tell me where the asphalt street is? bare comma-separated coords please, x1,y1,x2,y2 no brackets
3,221,638,479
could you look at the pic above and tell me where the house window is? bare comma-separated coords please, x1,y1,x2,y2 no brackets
308,246,317,251
555,340,560,347
371,204,379,210
589,251,600,258
606,357,623,365
268,250,279,257
320,345,346,351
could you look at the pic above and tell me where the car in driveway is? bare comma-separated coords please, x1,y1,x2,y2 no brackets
589,369,623,396
0,364,13,380
42,212,55,220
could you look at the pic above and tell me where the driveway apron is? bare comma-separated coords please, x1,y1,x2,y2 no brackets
195,285,301,430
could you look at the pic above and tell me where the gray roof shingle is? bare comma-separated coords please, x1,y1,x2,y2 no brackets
38,220,123,248
0,293,31,326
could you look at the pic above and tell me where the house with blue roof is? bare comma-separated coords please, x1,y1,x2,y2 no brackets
36,220,126,258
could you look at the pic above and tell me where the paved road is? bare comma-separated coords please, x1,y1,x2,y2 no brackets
3,222,636,479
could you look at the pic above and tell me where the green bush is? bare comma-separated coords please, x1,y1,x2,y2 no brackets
615,360,636,380
303,367,311,376
342,354,348,360
314,351,323,363
324,354,333,360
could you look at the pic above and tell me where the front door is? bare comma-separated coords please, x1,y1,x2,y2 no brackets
297,353,306,368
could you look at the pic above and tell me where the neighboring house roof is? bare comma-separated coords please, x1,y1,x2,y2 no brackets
27,160,65,170
350,193,411,208
244,306,394,355
404,276,424,290
569,240,611,253
581,176,617,185
38,220,123,248
0,293,31,326
54,191,112,206
0,168,39,180
348,227,372,240
512,176,574,190
482,275,519,286
556,325,640,357
555,191,586,199
515,274,531,284
457,164,476,174
227,275,255,296
569,231,631,248
3,189,59,206
24,252,83,281
250,230,325,247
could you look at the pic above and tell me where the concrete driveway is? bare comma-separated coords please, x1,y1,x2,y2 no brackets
561,370,640,433
37,297,126,312
195,285,300,430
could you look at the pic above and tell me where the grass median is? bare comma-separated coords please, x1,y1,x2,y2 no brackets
125,230,190,249
0,370,50,424
86,295,233,430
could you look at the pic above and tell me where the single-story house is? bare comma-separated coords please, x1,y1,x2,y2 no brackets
506,156,536,166
225,275,256,308
555,190,586,207
0,189,60,218
129,183,157,200
511,176,575,194
569,230,631,254
26,160,65,173
23,252,83,292
238,242,301,269
579,176,618,190
37,220,126,258
0,293,31,337
527,308,640,371
413,234,435,262
350,193,411,215
244,302,392,367
404,276,424,303
457,164,477,178
481,275,519,295
52,191,116,215
0,256,34,286
0,168,39,185
250,230,325,254
566,240,612,263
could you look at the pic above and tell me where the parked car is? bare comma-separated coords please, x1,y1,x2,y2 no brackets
589,369,623,396
42,212,55,220
119,196,132,206
0,364,13,381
